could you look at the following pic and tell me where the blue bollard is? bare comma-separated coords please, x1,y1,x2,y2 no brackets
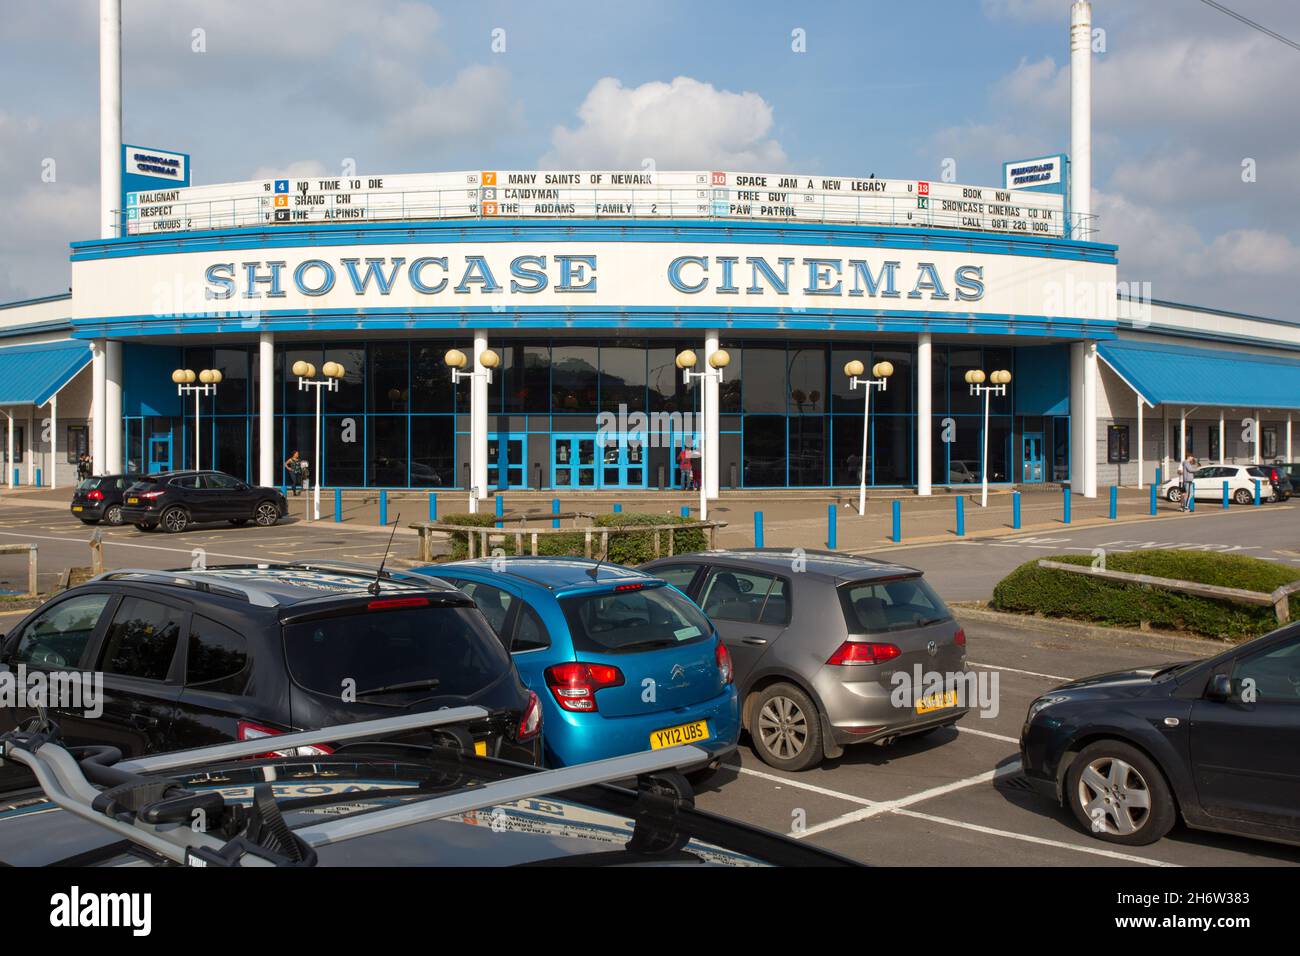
495,494,504,528
1255,479,1262,506
334,487,342,522
680,505,690,518
1223,481,1229,509
36,468,42,487
1109,485,1117,520
613,502,622,513
1149,483,1157,516
1155,466,1162,487
956,496,965,537
1062,487,1071,524
429,492,438,522
552,497,561,529
754,511,764,547
827,504,837,549
891,499,901,543
379,490,388,526
1188,487,1195,512
1012,490,1022,530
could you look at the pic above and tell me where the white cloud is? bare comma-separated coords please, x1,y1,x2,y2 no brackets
248,160,330,181
541,76,788,170
980,0,1070,22
382,64,518,149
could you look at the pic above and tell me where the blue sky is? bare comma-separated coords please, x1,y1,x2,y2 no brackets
3,0,1299,317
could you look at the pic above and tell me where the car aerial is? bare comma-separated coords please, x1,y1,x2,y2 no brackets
120,469,287,533
0,562,541,784
0,710,853,867
1161,463,1279,505
640,549,969,772
1020,620,1300,848
69,473,143,525
422,557,740,774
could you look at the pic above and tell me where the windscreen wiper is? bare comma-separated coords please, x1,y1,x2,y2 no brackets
356,678,442,697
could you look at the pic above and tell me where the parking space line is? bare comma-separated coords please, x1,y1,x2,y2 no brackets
892,809,1179,867
733,765,876,807
968,660,1068,681
956,725,1020,744
795,762,1021,838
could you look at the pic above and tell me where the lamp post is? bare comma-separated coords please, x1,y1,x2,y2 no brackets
675,348,730,520
445,346,499,514
294,359,346,520
965,368,1012,508
844,360,894,516
172,368,222,470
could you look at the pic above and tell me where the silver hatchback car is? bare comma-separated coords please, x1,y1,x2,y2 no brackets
641,550,970,771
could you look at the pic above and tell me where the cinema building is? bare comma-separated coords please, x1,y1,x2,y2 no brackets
2,163,1298,503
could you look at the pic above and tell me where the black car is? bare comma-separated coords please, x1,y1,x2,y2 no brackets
1258,462,1294,501
69,473,143,525
121,470,287,532
0,563,542,781
1021,620,1300,847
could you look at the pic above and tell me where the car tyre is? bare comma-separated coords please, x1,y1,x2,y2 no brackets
104,503,124,526
229,518,249,526
254,501,280,527
1066,740,1175,846
1166,486,1182,503
1233,488,1253,505
750,683,823,772
161,507,189,534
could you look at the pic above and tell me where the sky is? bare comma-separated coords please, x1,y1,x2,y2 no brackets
2,0,1299,318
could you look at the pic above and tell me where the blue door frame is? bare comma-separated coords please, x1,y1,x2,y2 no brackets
147,431,173,473
488,432,528,490
1021,432,1045,483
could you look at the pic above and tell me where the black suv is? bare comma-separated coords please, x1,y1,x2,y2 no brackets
0,564,542,777
70,473,143,525
121,470,287,532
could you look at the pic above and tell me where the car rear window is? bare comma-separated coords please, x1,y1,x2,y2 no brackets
560,584,712,654
839,576,951,633
76,477,104,491
282,605,512,700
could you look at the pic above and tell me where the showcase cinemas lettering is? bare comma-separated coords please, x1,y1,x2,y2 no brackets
667,255,985,301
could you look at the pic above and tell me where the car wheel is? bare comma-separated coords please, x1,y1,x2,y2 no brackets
1066,740,1175,846
1166,486,1181,502
104,503,124,526
228,518,249,526
1233,488,1253,505
254,501,280,527
134,522,154,532
750,683,823,772
160,507,189,534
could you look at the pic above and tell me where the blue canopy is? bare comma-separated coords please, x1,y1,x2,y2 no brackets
0,342,92,407
1098,340,1300,410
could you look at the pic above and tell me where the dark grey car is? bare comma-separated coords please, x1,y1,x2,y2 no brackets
641,550,970,771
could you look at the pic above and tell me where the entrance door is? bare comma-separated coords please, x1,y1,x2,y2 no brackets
669,431,701,490
552,435,596,490
1022,433,1044,483
147,433,173,474
598,433,648,489
487,433,527,490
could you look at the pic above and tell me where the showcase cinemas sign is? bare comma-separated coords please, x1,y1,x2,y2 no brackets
203,253,985,302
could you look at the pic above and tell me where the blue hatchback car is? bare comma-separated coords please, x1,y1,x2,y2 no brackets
423,557,740,771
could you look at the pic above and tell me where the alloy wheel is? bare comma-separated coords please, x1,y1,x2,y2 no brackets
162,508,188,533
255,502,279,526
758,695,808,761
1076,756,1152,836
105,504,123,525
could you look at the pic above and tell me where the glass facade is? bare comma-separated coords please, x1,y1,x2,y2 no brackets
162,339,1040,490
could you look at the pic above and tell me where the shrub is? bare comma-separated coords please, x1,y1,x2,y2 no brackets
990,549,1300,642
436,511,707,564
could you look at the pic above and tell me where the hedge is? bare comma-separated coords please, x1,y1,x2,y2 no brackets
990,549,1300,642
438,511,708,564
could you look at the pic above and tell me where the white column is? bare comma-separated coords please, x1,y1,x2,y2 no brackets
704,329,720,498
91,339,107,474
6,412,12,489
1070,1,1093,238
916,333,932,495
1288,413,1293,461
1069,341,1098,497
1161,405,1169,482
49,395,58,489
1179,408,1186,462
1254,409,1262,464
1218,409,1225,464
26,407,34,486
472,330,489,500
1136,394,1144,490
105,340,122,473
99,0,122,239
258,332,275,487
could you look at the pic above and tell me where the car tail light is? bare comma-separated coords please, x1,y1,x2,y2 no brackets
544,662,625,712
87,489,104,501
237,719,334,757
614,583,644,592
367,596,430,610
139,490,165,500
826,641,901,666
516,690,542,741
716,641,734,685
954,627,966,647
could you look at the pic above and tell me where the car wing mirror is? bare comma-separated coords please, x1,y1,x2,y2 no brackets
1205,673,1233,701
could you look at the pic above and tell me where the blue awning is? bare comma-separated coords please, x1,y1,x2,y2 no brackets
0,342,92,407
1098,340,1300,410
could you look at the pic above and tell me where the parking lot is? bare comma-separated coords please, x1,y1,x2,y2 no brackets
1,493,1297,868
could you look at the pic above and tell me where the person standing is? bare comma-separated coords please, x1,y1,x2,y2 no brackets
1179,454,1197,512
76,452,92,481
284,450,303,496
678,442,695,491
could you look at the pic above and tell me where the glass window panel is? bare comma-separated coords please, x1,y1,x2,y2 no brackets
831,348,868,413
368,416,408,486
873,416,911,485
411,342,456,413
551,345,599,412
741,347,785,413
787,347,826,415
743,416,786,486
789,416,826,486
832,415,867,486
281,347,321,416
323,346,365,414
948,348,982,415
369,344,409,413
213,348,249,415
410,417,455,487
324,415,364,487
600,344,647,413
873,348,912,415
647,346,691,413
503,344,550,413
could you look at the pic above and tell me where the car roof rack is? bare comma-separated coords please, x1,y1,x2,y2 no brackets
87,569,282,608
278,559,453,590
2,708,709,868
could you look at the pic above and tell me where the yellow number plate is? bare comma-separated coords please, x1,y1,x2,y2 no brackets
71,506,83,512
916,690,958,714
127,497,138,504
650,720,710,750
